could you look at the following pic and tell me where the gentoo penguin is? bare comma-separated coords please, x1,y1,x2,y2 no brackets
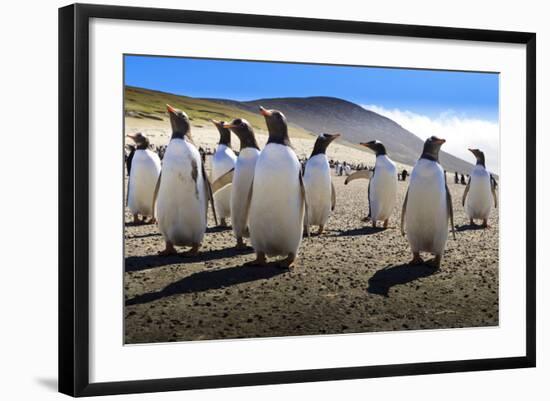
303,133,340,235
126,133,161,224
356,140,397,228
401,136,455,268
153,104,217,256
462,148,498,227
216,118,261,249
210,120,237,227
247,106,306,268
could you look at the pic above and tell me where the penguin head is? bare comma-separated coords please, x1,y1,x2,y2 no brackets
126,132,149,150
468,148,486,167
360,140,387,156
223,118,259,150
211,119,232,147
420,136,446,162
166,104,191,139
259,106,290,146
311,133,341,156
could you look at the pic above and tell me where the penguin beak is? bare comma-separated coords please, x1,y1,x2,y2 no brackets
329,133,341,141
359,142,372,149
468,148,476,154
211,119,221,126
259,106,272,117
126,134,136,141
222,122,237,129
433,138,446,145
166,104,177,114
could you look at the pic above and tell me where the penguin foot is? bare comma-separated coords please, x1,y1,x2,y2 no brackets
410,253,423,265
427,255,442,269
317,225,324,236
372,221,377,228
219,218,228,228
235,238,249,251
361,216,371,222
158,242,177,256
278,253,296,269
482,219,490,228
383,219,389,229
245,253,267,267
181,244,200,258
148,217,157,225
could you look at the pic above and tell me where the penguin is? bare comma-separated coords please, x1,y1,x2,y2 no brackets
401,136,455,268
153,104,217,256
246,106,306,268
303,133,340,235
462,148,498,227
213,118,261,249
210,120,237,227
126,133,161,224
358,140,397,228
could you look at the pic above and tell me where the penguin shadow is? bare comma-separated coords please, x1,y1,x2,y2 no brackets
125,247,254,272
331,226,386,238
367,262,439,297
454,223,486,232
126,263,286,306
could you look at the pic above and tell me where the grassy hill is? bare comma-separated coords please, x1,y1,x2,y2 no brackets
124,86,314,139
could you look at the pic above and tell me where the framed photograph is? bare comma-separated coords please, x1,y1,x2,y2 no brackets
59,3,536,397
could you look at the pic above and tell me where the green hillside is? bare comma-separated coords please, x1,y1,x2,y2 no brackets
124,86,314,139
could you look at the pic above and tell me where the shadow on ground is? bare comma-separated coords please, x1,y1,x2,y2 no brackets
367,262,439,297
125,246,254,272
126,263,286,305
330,226,386,237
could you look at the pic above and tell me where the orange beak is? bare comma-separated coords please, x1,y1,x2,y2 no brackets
126,134,136,140
222,122,238,129
259,106,272,117
166,104,177,114
434,137,446,145
211,119,221,126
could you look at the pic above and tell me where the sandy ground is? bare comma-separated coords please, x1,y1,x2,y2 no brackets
124,152,499,343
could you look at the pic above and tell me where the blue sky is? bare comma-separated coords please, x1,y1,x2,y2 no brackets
125,55,499,121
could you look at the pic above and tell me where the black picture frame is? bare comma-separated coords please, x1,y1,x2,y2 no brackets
59,3,536,397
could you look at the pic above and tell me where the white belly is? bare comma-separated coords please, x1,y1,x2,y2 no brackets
405,159,449,255
465,166,493,220
231,148,260,238
127,149,161,216
212,145,237,219
249,144,304,257
370,155,398,221
156,139,207,246
304,154,332,227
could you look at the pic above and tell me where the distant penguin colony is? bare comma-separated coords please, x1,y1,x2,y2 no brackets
125,104,497,270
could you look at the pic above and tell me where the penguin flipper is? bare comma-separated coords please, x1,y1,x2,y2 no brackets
462,176,471,206
344,169,372,185
151,172,162,219
211,168,235,194
367,178,372,219
202,163,218,226
331,181,336,211
446,183,456,240
490,175,498,208
299,172,309,237
401,188,409,236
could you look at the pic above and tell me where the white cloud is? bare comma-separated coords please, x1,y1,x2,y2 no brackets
362,105,499,173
